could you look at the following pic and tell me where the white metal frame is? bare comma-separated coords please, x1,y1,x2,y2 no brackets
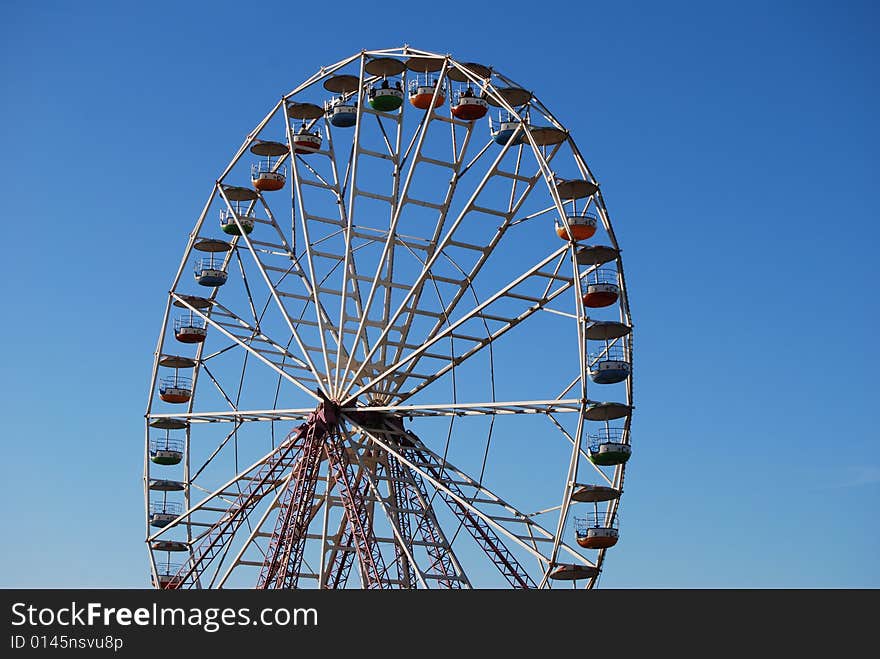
144,46,633,589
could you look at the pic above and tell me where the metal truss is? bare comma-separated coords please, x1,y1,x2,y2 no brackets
145,46,634,590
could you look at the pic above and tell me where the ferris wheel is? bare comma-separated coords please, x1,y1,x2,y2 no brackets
144,45,634,589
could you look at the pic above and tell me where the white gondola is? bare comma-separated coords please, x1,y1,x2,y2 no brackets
149,501,182,528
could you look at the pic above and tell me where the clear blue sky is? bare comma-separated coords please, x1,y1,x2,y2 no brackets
1,0,877,588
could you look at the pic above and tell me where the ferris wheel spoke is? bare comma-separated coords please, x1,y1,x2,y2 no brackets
223,243,265,331
385,447,471,588
188,422,242,483
196,363,245,413
170,293,321,402
198,297,304,370
337,85,503,390
219,189,337,394
234,237,357,398
371,117,479,384
388,257,594,404
385,141,565,378
290,122,372,395
208,299,315,376
342,399,582,418
346,415,595,587
390,250,576,402
336,62,464,395
338,140,568,401
147,395,604,425
555,374,582,401
215,466,297,588
545,413,614,488
161,422,311,589
360,423,538,588
333,55,371,393
290,251,362,390
343,245,582,404
149,427,305,547
367,108,397,158
149,407,314,425
213,187,336,364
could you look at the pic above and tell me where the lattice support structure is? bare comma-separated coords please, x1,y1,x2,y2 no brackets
324,430,389,588
324,529,356,589
385,454,420,589
396,457,466,589
257,423,328,589
166,422,310,589
394,427,537,589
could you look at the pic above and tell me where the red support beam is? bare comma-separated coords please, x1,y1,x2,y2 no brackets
166,422,310,589
257,424,327,589
386,456,419,588
406,447,536,589
324,431,388,588
399,459,464,588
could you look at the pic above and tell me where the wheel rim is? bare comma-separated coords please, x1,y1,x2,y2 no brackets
144,46,633,589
